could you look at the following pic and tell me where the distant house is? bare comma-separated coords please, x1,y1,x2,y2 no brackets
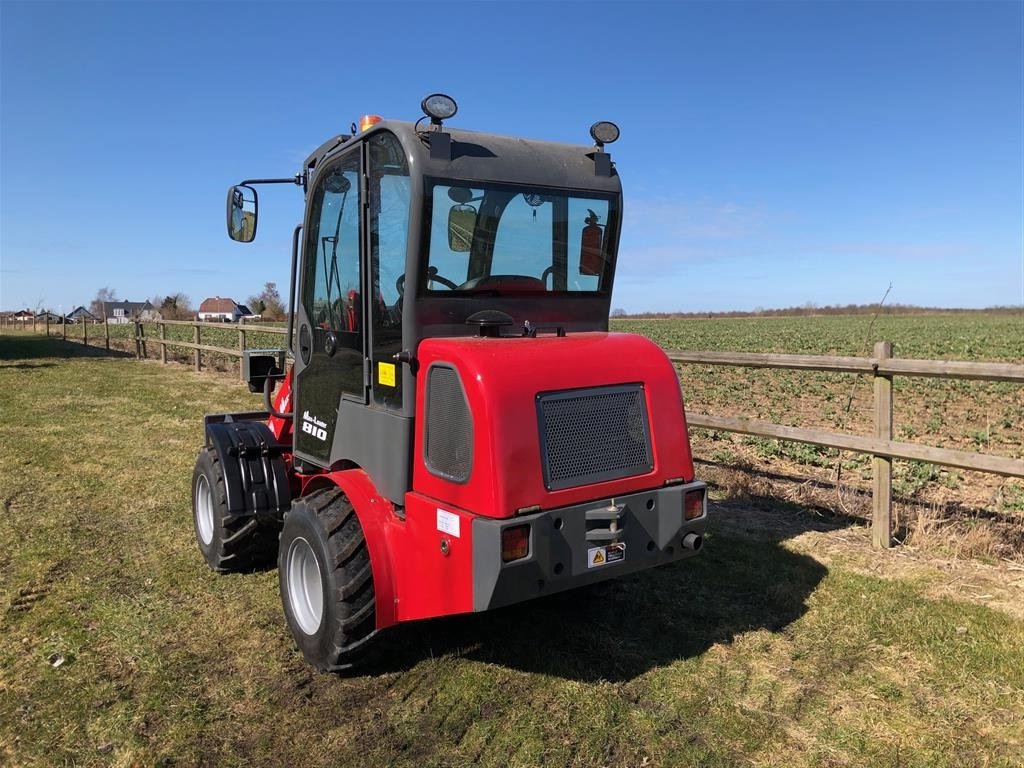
13,309,34,319
198,297,254,322
67,306,96,323
104,300,160,325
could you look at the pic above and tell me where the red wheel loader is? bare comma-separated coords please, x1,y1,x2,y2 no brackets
192,95,707,671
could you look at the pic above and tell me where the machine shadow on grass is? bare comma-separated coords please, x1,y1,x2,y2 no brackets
0,333,134,362
363,501,837,683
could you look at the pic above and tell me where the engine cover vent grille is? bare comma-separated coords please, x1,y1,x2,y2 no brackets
537,384,653,491
425,364,473,483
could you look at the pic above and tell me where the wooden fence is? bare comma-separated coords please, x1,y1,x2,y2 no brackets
668,345,1024,547
128,319,288,375
12,316,1023,548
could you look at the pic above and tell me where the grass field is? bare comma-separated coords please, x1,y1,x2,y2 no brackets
27,313,1024,556
2,331,1023,767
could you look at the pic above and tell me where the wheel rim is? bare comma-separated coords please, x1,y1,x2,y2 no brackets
286,537,324,635
195,474,214,546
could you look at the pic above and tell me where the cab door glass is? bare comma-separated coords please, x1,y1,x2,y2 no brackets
306,160,361,339
368,132,410,408
302,153,363,398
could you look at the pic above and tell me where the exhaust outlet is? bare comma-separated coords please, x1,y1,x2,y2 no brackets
682,533,702,551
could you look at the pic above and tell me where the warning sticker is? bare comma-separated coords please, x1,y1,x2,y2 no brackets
378,361,396,387
587,542,625,568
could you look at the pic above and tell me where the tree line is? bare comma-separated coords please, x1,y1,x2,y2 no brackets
84,283,287,321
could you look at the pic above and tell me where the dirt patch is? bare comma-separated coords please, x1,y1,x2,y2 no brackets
711,497,1024,622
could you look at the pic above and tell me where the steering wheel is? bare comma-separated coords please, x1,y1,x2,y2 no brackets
396,267,459,298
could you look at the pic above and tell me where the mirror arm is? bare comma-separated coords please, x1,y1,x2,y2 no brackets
237,174,304,187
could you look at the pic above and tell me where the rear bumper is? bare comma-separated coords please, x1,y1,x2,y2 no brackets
471,481,707,611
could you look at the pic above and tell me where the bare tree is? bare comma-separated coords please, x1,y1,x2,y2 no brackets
249,282,285,321
153,293,195,320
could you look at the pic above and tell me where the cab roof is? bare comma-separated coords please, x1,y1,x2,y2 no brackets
304,120,622,194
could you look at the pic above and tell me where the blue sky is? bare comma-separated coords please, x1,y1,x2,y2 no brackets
1,1,1021,314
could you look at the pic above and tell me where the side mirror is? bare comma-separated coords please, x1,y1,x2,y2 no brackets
227,185,258,242
448,204,476,252
579,209,605,275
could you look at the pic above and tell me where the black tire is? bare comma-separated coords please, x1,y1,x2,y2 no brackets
191,446,279,572
278,487,376,671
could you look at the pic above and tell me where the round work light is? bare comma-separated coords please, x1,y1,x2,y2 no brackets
589,121,620,147
421,93,458,122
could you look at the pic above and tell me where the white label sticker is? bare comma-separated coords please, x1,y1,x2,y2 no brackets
436,509,461,538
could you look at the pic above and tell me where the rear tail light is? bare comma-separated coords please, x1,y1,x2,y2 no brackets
684,488,705,521
501,524,530,563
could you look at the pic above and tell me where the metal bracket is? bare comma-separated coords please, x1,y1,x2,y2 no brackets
585,502,626,542
429,131,452,161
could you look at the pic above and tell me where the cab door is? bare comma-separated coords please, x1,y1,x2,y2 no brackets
293,148,365,466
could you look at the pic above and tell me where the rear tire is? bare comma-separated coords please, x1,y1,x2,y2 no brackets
278,487,376,671
191,446,279,572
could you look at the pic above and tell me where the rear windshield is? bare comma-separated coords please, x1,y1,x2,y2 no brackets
423,179,618,295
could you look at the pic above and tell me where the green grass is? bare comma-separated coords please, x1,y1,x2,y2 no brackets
1,332,1022,766
610,312,1024,360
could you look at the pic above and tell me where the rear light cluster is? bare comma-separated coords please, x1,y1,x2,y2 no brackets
501,524,530,562
684,487,706,521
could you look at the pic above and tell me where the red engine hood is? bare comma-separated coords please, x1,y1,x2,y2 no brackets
412,332,695,519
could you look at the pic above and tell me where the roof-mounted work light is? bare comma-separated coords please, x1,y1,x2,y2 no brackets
421,93,458,125
589,121,620,149
421,93,457,161
589,121,619,178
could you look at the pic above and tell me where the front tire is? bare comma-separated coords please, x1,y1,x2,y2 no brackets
278,487,376,671
191,446,279,572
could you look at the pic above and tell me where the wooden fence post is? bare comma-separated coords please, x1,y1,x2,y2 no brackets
62,315,67,340
160,322,167,364
83,319,88,346
238,327,247,381
134,321,141,359
872,341,894,548
194,324,201,372
46,315,50,336
32,315,36,332
140,323,147,359
104,320,110,351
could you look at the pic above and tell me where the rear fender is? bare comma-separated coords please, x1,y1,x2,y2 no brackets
301,469,400,631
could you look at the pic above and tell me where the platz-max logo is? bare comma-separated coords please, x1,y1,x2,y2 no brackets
301,411,328,441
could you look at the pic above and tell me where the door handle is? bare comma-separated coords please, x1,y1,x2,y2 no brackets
298,324,312,365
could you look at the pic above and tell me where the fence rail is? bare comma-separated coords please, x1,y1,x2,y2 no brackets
666,349,1024,383
129,319,288,377
670,345,1024,548
8,316,1022,549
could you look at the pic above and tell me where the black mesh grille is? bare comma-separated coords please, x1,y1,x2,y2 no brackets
538,384,653,490
425,365,473,482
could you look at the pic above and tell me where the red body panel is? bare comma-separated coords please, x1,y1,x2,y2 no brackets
413,332,695,519
386,493,476,622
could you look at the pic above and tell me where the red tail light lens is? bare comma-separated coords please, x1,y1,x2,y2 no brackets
684,489,705,521
501,524,530,562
